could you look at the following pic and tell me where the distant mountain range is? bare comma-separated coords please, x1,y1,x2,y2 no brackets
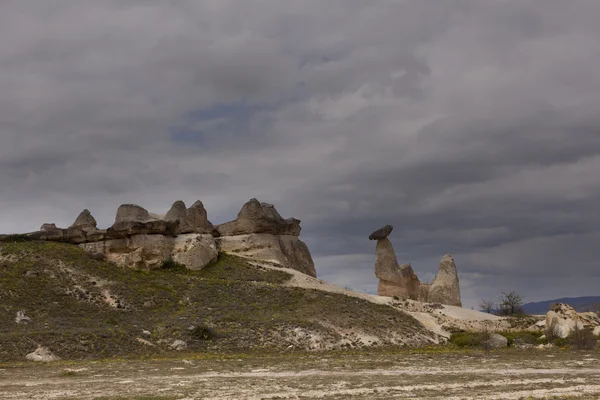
522,297,600,315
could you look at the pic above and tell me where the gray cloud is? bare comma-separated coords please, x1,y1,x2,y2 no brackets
1,1,600,308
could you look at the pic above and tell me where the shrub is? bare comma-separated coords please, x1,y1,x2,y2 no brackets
568,325,598,350
190,324,217,341
479,298,496,314
449,332,488,348
1,234,32,243
160,257,187,271
498,290,524,316
545,320,560,341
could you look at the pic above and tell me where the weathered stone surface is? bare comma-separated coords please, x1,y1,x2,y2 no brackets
65,209,107,244
165,200,187,222
164,200,214,234
217,233,316,277
81,233,217,271
170,340,187,351
108,204,178,238
172,234,218,270
26,346,60,362
15,310,32,324
70,209,97,229
428,254,462,307
546,303,600,338
186,200,214,232
374,238,420,299
81,235,174,270
40,223,59,232
29,224,65,241
369,225,393,240
484,333,508,348
216,199,301,236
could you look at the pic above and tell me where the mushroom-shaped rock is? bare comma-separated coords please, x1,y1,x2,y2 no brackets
216,199,301,236
427,254,462,307
70,209,97,229
369,225,393,240
108,204,177,238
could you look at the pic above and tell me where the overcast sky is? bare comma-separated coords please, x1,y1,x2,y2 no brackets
1,1,599,308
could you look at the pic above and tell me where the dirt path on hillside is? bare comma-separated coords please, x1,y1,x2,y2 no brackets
1,349,599,399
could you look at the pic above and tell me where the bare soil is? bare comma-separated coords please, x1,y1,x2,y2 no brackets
1,348,599,399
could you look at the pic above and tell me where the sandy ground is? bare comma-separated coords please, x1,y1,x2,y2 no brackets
1,349,599,399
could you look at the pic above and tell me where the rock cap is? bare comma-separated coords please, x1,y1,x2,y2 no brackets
369,224,393,240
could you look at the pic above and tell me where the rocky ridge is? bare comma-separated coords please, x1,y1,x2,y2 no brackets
0,199,315,277
369,225,462,307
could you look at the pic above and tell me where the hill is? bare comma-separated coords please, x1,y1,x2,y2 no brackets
522,297,600,315
0,241,439,361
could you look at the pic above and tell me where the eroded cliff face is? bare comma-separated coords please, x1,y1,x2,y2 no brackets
1,199,315,277
369,225,462,307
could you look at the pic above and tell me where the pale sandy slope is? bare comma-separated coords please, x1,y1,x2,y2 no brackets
252,261,511,337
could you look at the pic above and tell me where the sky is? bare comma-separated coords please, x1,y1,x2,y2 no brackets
1,1,600,309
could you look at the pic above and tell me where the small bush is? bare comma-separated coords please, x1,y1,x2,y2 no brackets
89,252,106,261
1,234,32,243
159,257,187,271
568,325,598,350
449,332,488,348
190,325,217,341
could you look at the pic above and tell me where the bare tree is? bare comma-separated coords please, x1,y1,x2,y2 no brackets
498,290,524,316
479,298,496,314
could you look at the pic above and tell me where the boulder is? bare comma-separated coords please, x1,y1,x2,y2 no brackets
216,199,300,236
217,233,316,277
545,303,600,338
170,340,188,351
26,346,60,362
108,204,178,238
427,254,462,307
484,333,508,348
15,310,32,324
369,225,393,240
171,234,218,270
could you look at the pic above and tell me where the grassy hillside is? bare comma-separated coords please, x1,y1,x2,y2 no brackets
0,241,436,361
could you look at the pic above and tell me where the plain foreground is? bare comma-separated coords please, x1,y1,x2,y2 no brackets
1,348,600,400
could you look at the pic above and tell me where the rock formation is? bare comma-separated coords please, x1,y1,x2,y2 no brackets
215,199,315,277
216,198,300,236
1,198,314,277
545,303,600,338
165,200,214,234
369,225,462,306
374,237,421,299
368,224,393,240
428,254,462,307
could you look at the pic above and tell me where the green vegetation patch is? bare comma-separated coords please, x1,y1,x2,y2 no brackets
0,241,429,361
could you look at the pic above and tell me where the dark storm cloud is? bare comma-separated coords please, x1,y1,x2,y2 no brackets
1,1,600,307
